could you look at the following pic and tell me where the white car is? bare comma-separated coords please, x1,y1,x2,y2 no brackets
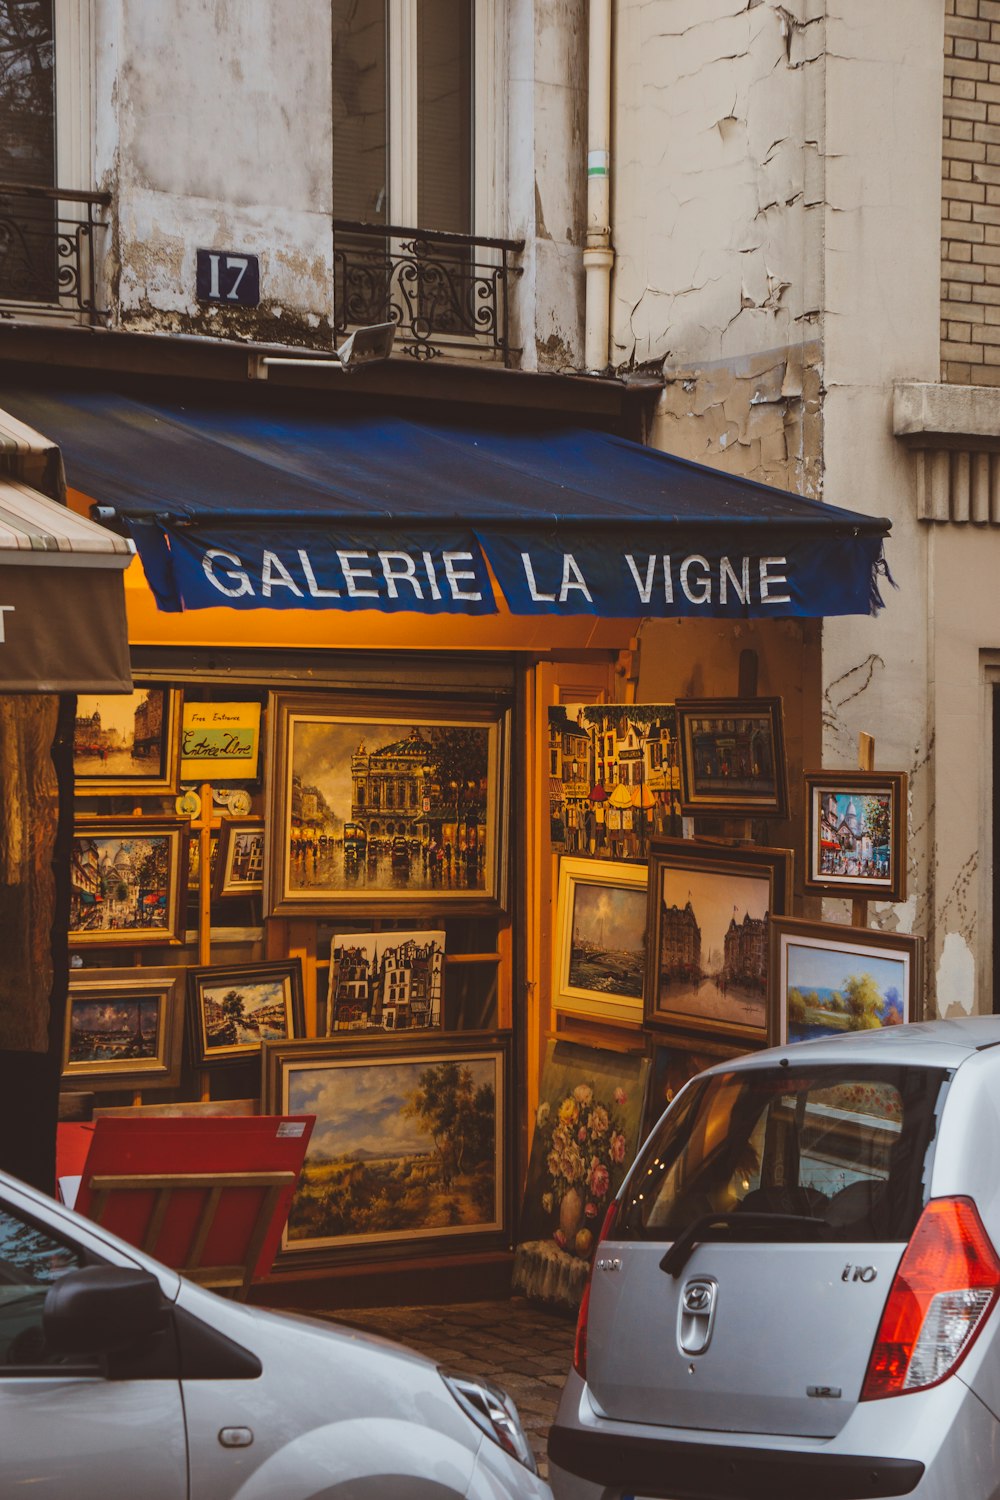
0,1166,550,1500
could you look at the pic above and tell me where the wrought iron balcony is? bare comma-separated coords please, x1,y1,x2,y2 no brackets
333,220,523,366
0,182,110,323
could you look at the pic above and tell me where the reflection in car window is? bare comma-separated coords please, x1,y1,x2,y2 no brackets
0,1206,86,1368
617,1064,947,1244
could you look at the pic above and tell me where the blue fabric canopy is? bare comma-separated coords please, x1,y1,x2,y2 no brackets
0,388,892,619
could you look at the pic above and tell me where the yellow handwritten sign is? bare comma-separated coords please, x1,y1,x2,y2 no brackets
180,702,261,782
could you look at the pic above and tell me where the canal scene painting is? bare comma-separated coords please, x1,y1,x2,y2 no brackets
646,843,791,1041
772,919,922,1045
270,699,501,912
275,1041,505,1257
190,960,303,1065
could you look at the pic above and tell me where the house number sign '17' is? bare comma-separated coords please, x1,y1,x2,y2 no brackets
196,249,260,307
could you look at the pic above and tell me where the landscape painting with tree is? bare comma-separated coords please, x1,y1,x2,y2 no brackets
68,819,187,946
804,771,907,902
262,1036,507,1262
770,917,923,1045
553,857,646,1024
188,960,304,1066
645,839,791,1042
266,694,504,915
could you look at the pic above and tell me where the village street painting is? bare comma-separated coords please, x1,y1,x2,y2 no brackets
817,791,892,882
69,831,177,939
283,1051,502,1252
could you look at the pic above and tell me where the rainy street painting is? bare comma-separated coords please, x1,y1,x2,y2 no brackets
282,1049,503,1253
653,864,771,1032
568,881,646,1000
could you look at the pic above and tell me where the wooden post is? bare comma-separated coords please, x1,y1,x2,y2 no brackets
851,733,876,928
186,784,221,1101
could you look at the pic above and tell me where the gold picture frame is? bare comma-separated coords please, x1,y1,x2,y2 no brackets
73,686,183,796
69,818,188,947
553,856,646,1025
62,968,186,1091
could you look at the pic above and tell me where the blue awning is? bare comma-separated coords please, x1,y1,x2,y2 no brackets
0,389,892,620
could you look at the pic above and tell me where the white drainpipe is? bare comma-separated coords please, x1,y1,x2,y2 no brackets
584,0,614,374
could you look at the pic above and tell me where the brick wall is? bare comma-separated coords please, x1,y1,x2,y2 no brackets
942,0,1000,383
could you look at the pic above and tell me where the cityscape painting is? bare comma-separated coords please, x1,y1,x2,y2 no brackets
645,839,792,1042
73,686,182,794
676,697,788,818
770,917,923,1046
553,857,646,1024
61,969,186,1091
262,1035,508,1263
214,819,265,898
266,694,504,915
328,930,445,1033
804,771,908,902
68,819,187,947
188,959,304,1065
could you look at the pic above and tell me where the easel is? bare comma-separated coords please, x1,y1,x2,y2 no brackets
188,781,223,1100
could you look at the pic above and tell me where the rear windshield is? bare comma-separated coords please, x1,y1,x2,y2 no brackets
617,1063,949,1244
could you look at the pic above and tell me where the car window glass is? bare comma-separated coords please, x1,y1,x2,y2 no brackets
0,1205,88,1369
618,1064,946,1244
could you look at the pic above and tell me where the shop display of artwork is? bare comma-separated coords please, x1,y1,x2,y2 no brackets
187,959,305,1066
676,697,788,818
266,693,505,915
61,969,186,1091
68,819,188,947
73,686,182,795
512,1039,650,1308
770,916,924,1046
644,838,792,1042
804,771,908,902
180,701,262,782
262,1034,508,1263
640,1034,745,1140
553,857,646,1024
187,832,219,893
327,930,445,1033
214,818,265,898
548,703,682,859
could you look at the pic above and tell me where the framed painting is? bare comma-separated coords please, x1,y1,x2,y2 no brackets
644,837,792,1042
62,969,186,1091
804,770,908,903
187,959,305,1066
262,1033,510,1266
69,819,188,947
641,1033,746,1140
73,686,182,795
265,693,507,916
553,857,647,1024
512,1039,650,1307
187,832,219,894
769,916,924,1046
327,930,445,1033
675,697,788,819
213,818,265,898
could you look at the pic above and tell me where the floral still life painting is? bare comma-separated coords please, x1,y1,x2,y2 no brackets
512,1040,649,1309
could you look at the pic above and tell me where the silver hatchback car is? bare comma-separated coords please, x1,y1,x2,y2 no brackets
550,1018,1000,1500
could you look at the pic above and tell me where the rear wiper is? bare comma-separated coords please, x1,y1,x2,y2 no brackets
659,1211,828,1277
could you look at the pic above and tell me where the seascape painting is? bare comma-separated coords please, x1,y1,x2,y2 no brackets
278,1045,504,1253
68,993,160,1063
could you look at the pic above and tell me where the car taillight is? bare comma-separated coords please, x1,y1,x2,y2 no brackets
573,1201,619,1380
861,1196,1000,1400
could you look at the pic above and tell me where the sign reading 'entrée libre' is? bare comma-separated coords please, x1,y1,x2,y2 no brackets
130,523,885,621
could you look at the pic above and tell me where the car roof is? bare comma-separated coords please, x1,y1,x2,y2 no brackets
712,1017,1000,1073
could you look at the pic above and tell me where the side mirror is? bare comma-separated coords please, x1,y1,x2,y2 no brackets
43,1266,167,1355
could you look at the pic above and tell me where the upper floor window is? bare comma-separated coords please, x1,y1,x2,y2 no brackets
332,0,475,235
0,1,55,189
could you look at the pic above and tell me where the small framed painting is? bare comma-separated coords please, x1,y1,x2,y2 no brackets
213,818,265,899
69,819,188,947
187,959,305,1066
73,686,182,795
265,692,507,917
644,837,792,1043
62,969,186,1092
328,930,445,1033
553,857,647,1024
262,1033,509,1266
675,697,788,819
769,916,924,1046
804,771,907,903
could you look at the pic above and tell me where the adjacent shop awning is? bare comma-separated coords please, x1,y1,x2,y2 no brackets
0,389,892,622
0,475,133,692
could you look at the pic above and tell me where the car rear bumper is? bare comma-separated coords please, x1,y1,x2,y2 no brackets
548,1426,922,1499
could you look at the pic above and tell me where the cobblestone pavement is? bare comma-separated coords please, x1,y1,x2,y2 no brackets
324,1298,575,1480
